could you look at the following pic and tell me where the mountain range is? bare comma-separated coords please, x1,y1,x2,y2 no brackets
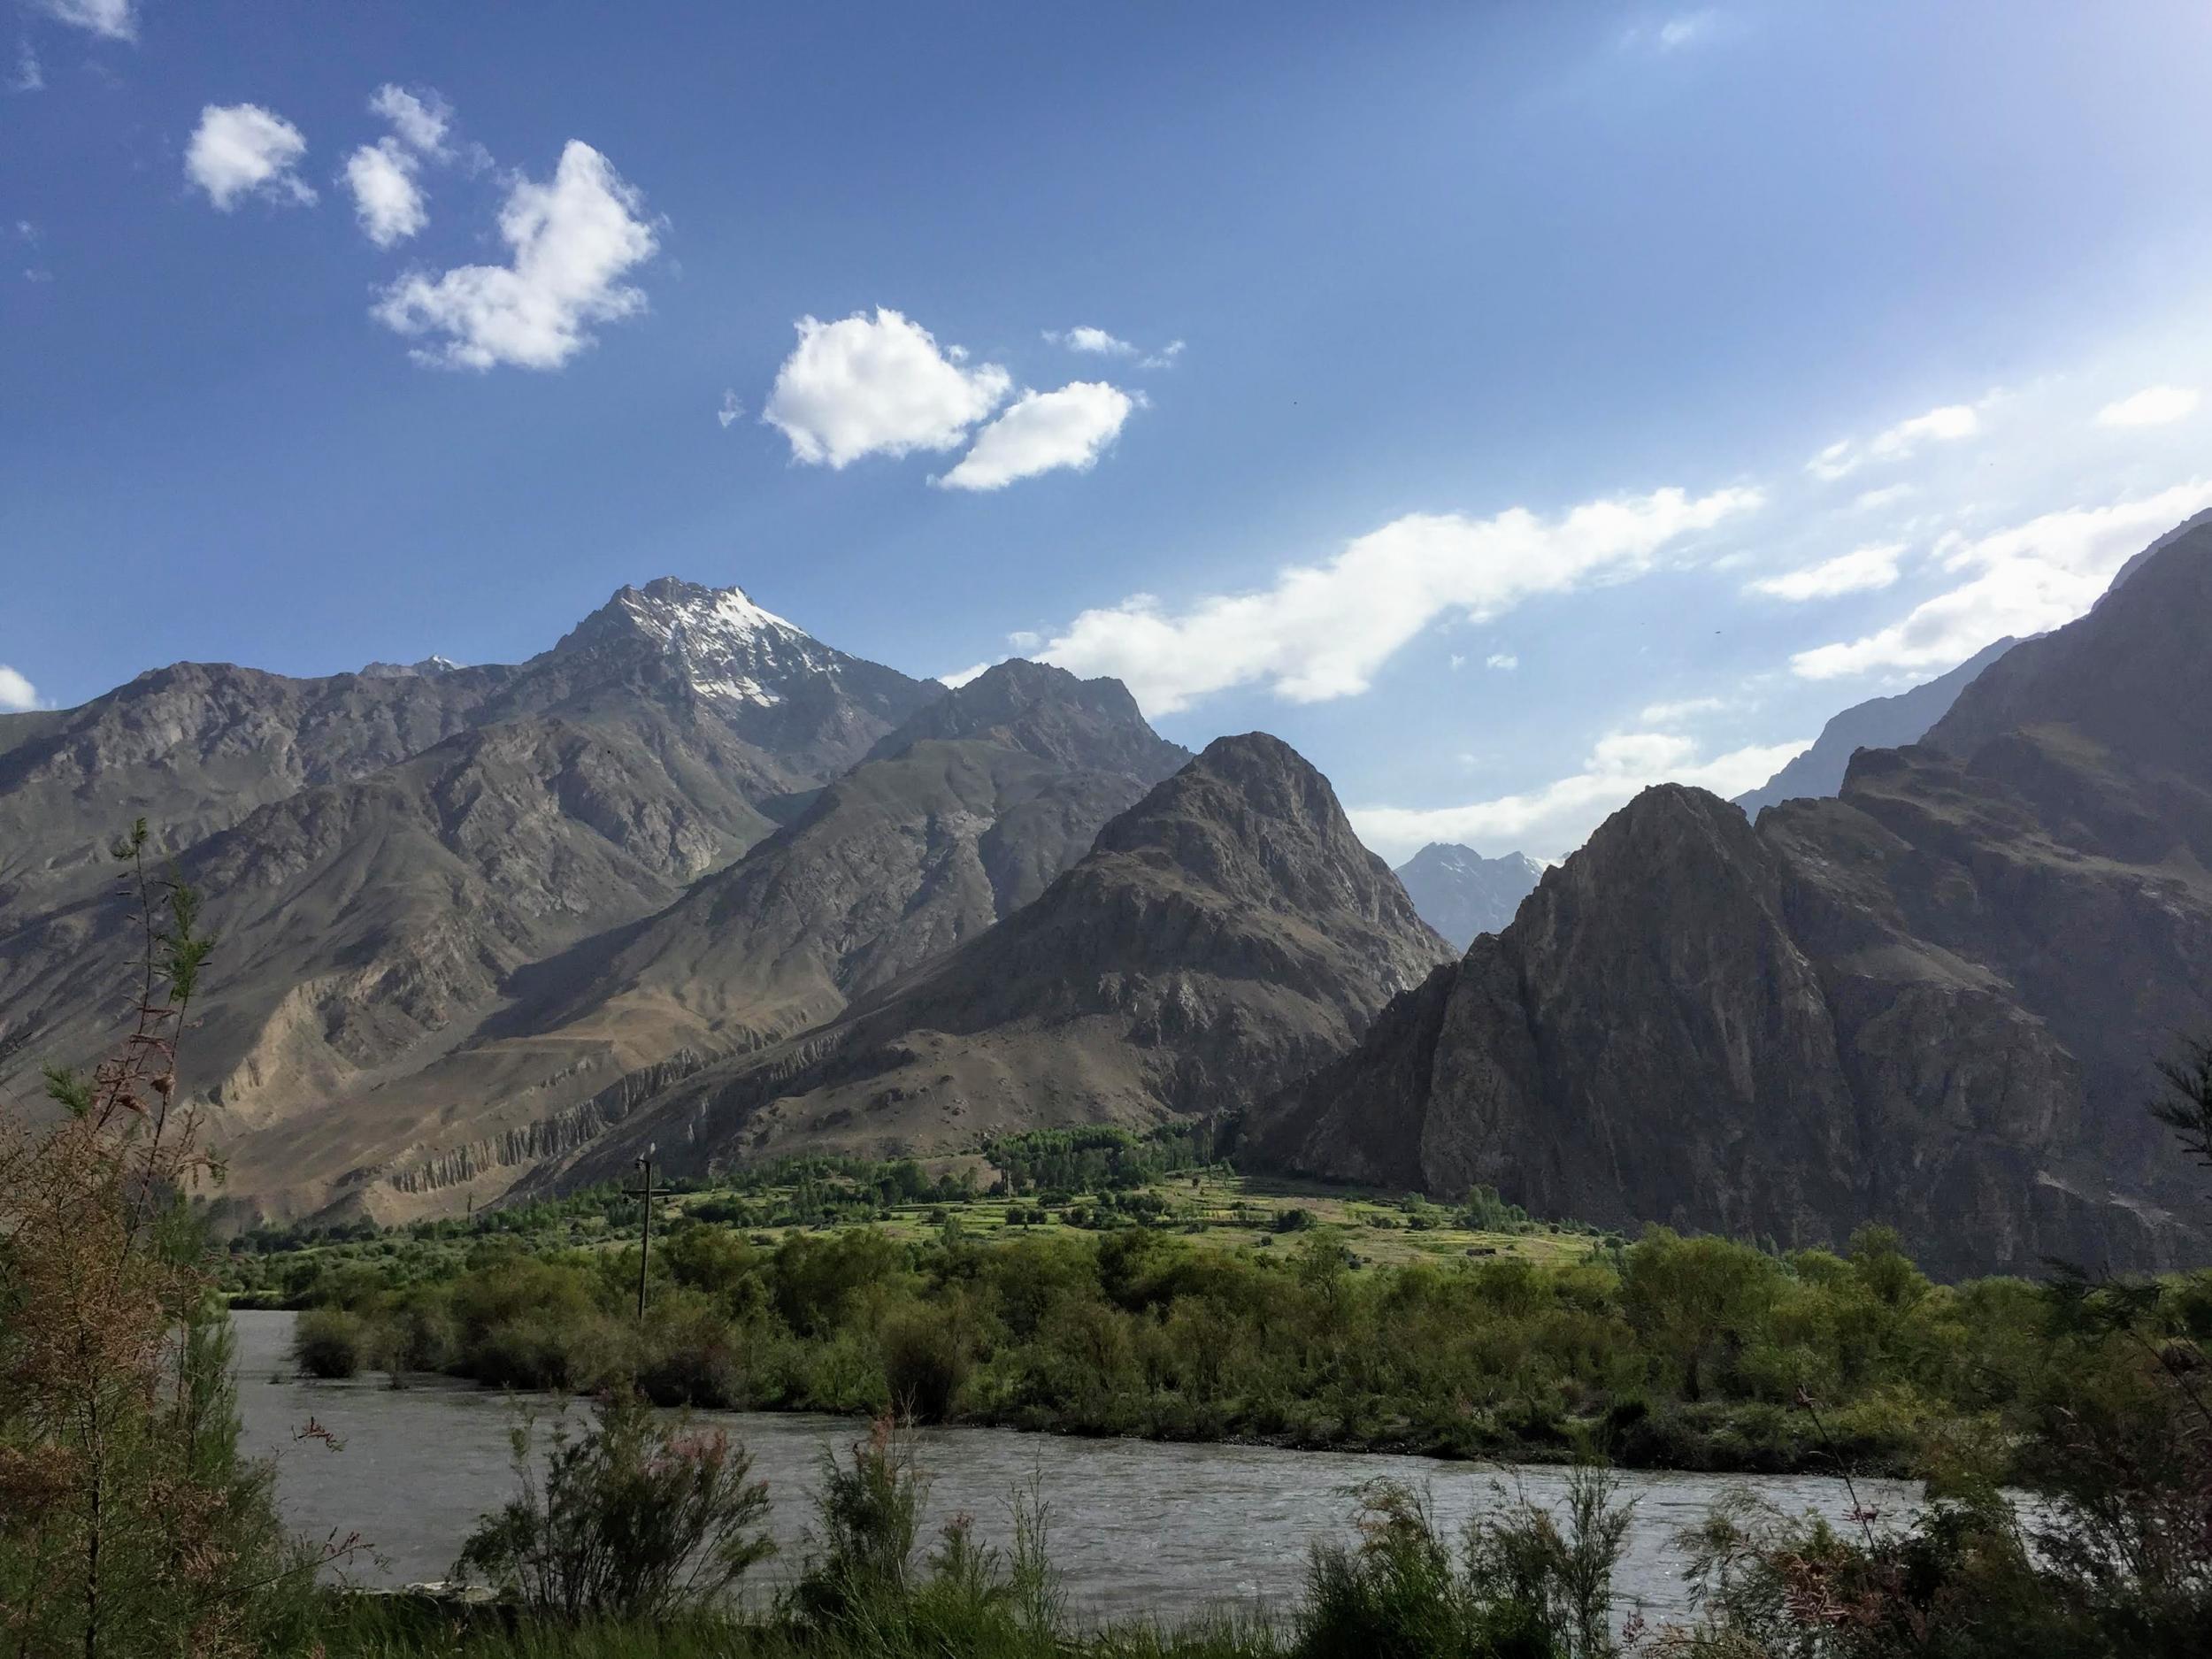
1252,514,2212,1277
6,522,2210,1275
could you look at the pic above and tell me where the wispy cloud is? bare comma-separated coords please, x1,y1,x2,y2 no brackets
1037,484,1761,714
1809,402,1982,481
1746,542,1903,602
1351,729,1805,863
717,389,743,429
1485,653,1518,671
1045,325,1135,357
2096,384,2200,428
1791,480,2212,679
9,39,42,93
934,381,1138,491
34,0,134,42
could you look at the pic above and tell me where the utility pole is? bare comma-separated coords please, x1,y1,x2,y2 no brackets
624,1152,672,1322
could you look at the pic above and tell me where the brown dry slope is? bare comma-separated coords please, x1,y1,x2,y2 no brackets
243,660,1191,1221
525,732,1456,1191
1254,515,2212,1277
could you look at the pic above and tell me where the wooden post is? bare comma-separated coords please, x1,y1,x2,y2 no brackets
624,1155,672,1322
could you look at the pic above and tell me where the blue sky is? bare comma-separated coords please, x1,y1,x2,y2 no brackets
7,1,2212,860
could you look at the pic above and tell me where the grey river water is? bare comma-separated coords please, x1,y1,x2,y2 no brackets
232,1310,1912,1627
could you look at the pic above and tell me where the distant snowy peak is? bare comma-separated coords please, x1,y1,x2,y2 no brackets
557,576,842,709
358,655,462,679
1393,842,1544,949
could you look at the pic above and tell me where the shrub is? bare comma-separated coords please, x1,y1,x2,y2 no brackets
293,1307,373,1379
456,1388,772,1622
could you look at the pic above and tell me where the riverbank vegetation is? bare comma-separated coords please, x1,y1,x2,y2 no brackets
236,1157,2204,1486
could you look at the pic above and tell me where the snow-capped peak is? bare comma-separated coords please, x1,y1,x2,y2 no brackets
564,577,841,709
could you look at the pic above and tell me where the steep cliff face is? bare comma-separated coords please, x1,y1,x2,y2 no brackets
526,733,1455,1190
1255,518,2212,1277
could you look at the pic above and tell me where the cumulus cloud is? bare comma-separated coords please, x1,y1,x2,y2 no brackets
1791,480,2212,680
1047,325,1135,356
763,309,1010,467
0,664,39,711
717,389,742,428
35,0,134,40
370,84,451,157
937,663,991,688
2096,385,2200,428
343,140,426,246
186,104,317,211
935,381,1137,491
1350,729,1807,864
1746,542,1903,602
1809,403,1980,480
1486,653,1518,671
1036,484,1761,714
373,141,657,370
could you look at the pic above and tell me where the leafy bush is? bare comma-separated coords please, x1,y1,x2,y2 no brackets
457,1389,773,1622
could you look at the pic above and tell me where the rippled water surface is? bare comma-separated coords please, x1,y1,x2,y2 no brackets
232,1310,1914,1625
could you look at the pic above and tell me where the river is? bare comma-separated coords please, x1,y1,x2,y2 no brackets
231,1309,1911,1628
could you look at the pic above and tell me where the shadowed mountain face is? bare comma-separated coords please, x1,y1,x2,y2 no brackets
518,733,1456,1194
1732,636,2016,819
1393,843,1544,949
1255,517,2212,1278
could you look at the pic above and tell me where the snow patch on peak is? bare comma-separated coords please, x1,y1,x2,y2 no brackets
600,579,835,709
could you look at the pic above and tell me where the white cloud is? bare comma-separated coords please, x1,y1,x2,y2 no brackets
35,0,134,41
1658,10,1718,49
343,140,426,247
1853,483,1915,512
0,664,40,711
1140,339,1187,369
370,84,451,157
1351,730,1808,863
186,104,317,211
934,381,1136,491
1639,695,1729,724
1746,542,1903,602
764,308,1010,467
1037,484,1761,714
2096,385,2200,429
717,389,742,428
1809,402,1980,480
1791,480,2212,680
373,141,657,370
1007,629,1043,652
1485,653,1518,671
10,40,42,92
938,663,991,688
1047,326,1135,356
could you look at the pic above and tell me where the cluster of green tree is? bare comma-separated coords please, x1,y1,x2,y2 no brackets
983,1123,1217,1196
280,1200,2211,1486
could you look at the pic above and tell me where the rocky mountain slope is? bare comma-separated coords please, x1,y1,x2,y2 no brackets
1255,516,2212,1277
1393,843,1545,948
211,661,1194,1218
0,580,948,1179
516,733,1455,1194
1732,636,2015,818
